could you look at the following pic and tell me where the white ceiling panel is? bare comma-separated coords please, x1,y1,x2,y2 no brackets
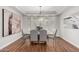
15,6,40,14
15,6,69,16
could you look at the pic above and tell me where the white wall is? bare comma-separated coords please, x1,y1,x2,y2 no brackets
56,15,60,36
22,16,31,34
0,6,23,49
60,6,79,48
22,16,60,35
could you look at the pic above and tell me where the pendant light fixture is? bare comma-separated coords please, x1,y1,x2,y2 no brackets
40,6,42,15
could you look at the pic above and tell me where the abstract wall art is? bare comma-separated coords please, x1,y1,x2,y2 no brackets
2,9,21,37
64,16,79,29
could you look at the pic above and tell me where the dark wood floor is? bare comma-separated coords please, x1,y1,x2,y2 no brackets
0,36,79,52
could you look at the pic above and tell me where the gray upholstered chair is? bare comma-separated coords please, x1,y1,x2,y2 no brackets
30,30,38,42
39,30,47,42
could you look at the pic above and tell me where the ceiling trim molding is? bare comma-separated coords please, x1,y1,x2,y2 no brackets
59,6,73,16
8,6,24,16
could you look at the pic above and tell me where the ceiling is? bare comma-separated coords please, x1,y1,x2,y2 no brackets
14,6,69,16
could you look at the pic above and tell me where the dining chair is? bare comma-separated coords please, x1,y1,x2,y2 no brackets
39,30,47,42
30,30,38,42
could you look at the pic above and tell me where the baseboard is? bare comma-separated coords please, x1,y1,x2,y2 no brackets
0,32,22,50
58,37,79,49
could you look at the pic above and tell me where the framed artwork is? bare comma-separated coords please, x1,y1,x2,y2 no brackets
64,16,79,29
2,9,21,37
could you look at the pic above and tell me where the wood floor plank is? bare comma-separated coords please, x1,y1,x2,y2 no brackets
0,37,79,52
